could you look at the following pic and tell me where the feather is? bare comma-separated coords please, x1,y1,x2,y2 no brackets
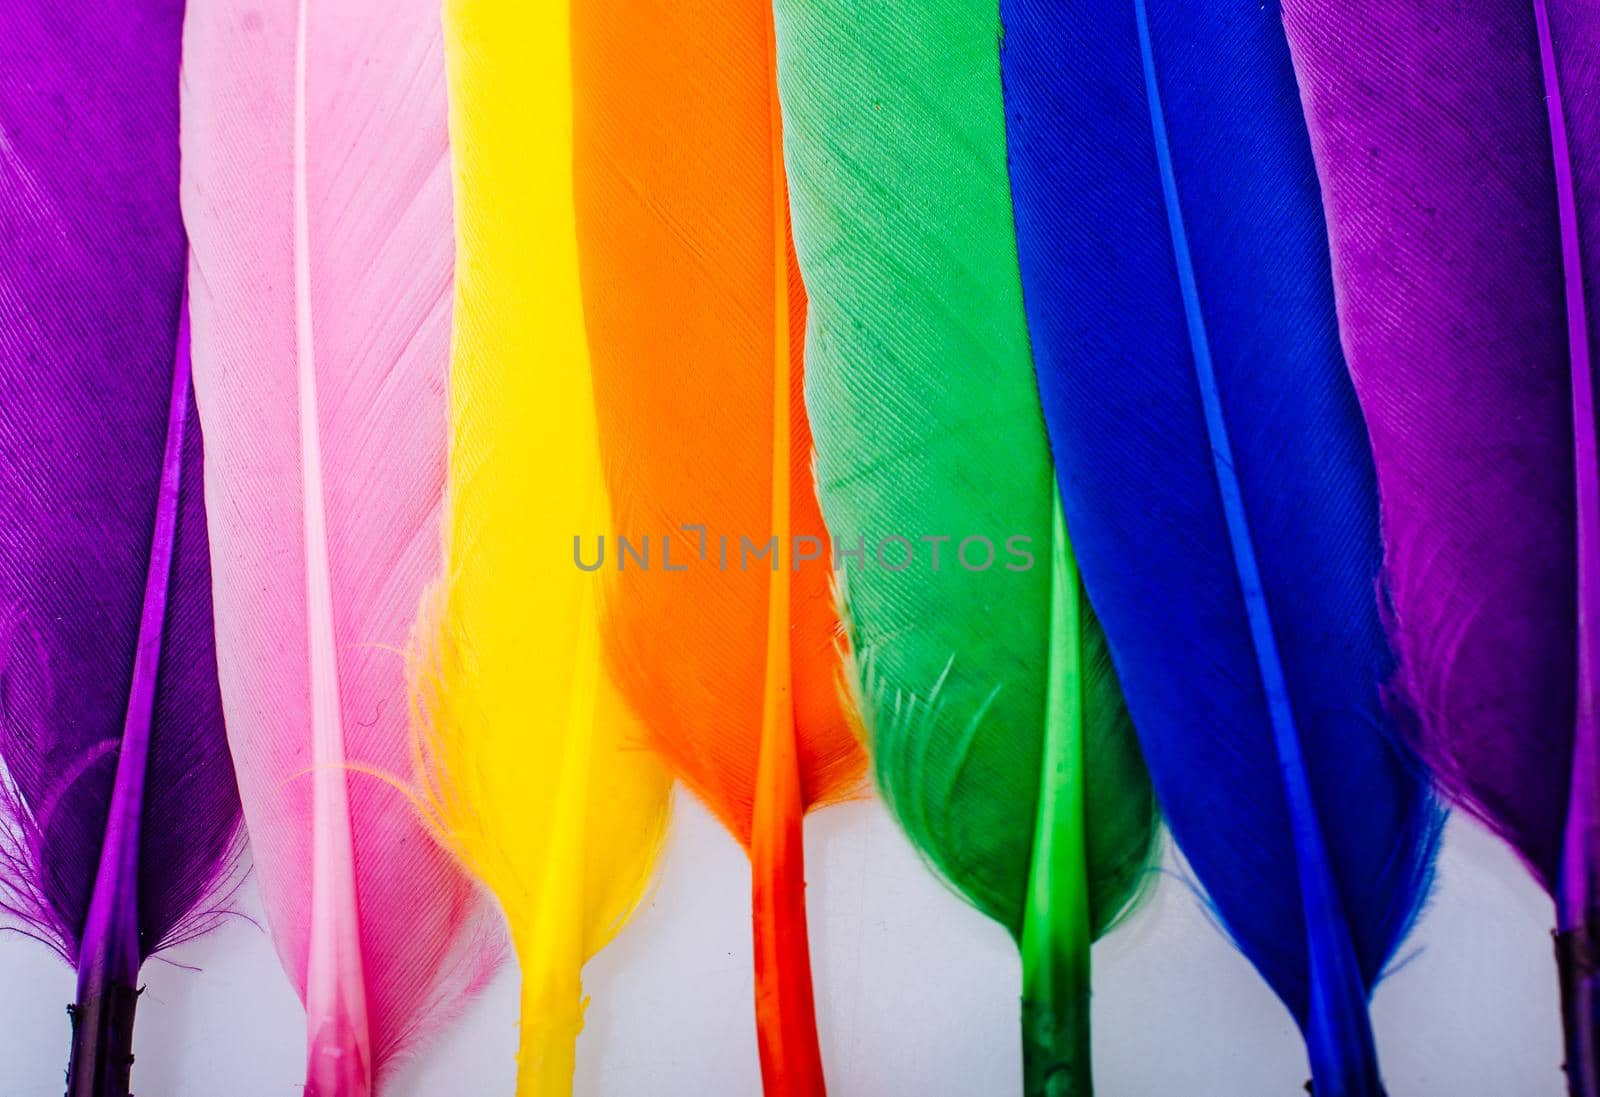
408,0,673,1093
0,5,242,1095
569,1,866,1090
996,0,1443,1091
179,2,500,1092
770,3,1159,1093
1278,1,1600,1089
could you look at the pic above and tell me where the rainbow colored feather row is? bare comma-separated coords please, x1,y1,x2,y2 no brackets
0,0,1595,1094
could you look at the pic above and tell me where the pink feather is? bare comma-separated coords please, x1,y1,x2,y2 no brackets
179,2,500,1093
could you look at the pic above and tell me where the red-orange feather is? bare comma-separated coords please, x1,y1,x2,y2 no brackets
571,1,865,1090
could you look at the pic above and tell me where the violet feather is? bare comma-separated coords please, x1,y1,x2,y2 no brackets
1281,1,1600,1092
0,4,242,1095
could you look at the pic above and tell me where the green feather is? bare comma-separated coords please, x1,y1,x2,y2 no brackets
773,2,1160,1092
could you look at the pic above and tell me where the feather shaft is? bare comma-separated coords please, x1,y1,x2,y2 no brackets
512,591,597,1089
291,3,372,1091
1548,0,1600,1083
750,710,820,1094
748,52,825,1086
1018,498,1092,1097
66,289,195,1097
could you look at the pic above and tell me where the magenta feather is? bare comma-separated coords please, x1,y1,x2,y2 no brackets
180,2,500,1093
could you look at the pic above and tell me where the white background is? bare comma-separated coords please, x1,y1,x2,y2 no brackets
0,789,1564,1096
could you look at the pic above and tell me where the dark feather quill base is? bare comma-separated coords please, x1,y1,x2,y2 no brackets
65,980,139,1097
1302,1081,1386,1096
1021,995,1090,1097
1555,926,1600,1097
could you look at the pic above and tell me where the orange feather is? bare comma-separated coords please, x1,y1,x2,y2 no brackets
571,0,866,1091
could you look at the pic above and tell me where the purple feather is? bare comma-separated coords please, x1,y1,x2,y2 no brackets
1281,1,1600,1091
0,4,242,1095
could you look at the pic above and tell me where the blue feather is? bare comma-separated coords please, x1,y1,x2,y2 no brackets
999,1,1442,1093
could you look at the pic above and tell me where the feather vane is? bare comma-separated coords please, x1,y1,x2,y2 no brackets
1280,1,1600,1088
180,2,500,1092
997,0,1443,1091
0,5,242,1094
571,0,865,1089
771,2,1159,1092
409,1,673,1093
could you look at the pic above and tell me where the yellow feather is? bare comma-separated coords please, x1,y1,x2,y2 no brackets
410,0,671,1091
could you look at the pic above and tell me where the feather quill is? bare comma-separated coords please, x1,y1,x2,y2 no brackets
771,3,1159,1093
180,3,500,1092
997,2,1442,1093
570,1,865,1090
1279,2,1600,1090
409,0,672,1093
0,5,242,1095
